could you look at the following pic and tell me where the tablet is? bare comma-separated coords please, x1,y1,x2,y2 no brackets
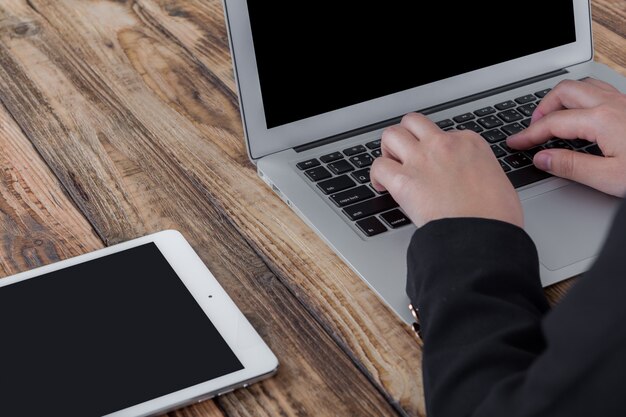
0,230,278,417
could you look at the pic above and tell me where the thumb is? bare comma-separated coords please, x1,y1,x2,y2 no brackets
534,149,610,191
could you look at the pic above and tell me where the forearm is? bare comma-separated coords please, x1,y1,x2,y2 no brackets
407,218,549,416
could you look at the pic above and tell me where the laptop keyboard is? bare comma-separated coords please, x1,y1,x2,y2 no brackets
297,87,604,238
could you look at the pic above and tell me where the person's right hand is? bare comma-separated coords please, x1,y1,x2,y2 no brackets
507,78,626,197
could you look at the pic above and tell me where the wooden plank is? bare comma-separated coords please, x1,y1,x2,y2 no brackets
592,0,626,40
0,1,399,416
593,22,626,76
0,101,102,276
544,280,576,307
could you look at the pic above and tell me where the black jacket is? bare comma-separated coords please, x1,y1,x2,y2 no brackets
407,201,626,417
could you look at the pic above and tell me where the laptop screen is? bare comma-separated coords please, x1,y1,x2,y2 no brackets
247,1,576,129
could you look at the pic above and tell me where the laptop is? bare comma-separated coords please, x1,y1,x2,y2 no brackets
223,0,625,323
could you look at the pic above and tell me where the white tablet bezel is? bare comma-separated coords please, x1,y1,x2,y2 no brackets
0,230,278,417
223,0,593,160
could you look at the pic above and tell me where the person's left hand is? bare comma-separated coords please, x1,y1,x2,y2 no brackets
370,113,524,228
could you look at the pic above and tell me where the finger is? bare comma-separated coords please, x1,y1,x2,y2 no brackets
581,77,620,93
370,156,404,193
380,125,420,163
533,149,615,193
400,112,444,142
507,109,600,150
532,79,611,123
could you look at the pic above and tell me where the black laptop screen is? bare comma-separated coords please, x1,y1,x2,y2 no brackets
246,1,577,128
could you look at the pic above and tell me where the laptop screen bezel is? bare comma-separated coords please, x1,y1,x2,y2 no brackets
224,0,593,161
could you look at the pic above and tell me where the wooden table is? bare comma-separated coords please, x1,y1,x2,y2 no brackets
0,1,623,416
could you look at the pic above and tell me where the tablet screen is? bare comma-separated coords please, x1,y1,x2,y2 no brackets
0,243,244,417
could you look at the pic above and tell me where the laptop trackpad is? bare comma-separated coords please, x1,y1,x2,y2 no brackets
522,183,619,271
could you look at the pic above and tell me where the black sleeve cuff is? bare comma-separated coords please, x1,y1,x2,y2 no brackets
406,217,544,311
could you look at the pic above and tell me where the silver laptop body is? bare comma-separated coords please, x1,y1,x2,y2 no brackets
224,0,625,323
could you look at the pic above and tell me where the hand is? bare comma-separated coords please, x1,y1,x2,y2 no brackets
370,113,524,228
507,78,626,197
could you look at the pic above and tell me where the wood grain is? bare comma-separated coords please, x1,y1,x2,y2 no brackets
592,0,626,40
0,1,399,416
0,101,102,276
0,0,623,416
592,0,626,76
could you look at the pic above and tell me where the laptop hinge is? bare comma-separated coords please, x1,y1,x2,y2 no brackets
294,68,568,153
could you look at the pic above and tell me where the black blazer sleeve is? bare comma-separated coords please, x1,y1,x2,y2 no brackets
407,202,626,417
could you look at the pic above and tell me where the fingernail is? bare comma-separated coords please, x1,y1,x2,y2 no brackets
531,109,544,123
534,152,552,171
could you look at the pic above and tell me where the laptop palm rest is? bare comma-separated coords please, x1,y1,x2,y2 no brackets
522,183,619,271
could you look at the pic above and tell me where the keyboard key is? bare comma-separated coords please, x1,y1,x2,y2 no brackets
569,139,590,149
502,122,525,136
443,127,455,131
545,140,573,150
521,118,532,128
305,166,331,182
436,119,454,129
328,159,355,174
491,144,506,158
351,168,371,184
371,149,382,158
524,146,544,158
517,103,537,117
515,94,536,104
499,160,512,172
356,216,387,237
586,144,604,156
504,153,532,169
296,159,320,170
453,113,475,123
343,194,399,221
320,152,343,163
477,115,503,129
481,129,507,143
371,184,388,195
343,145,367,156
535,88,551,98
350,153,374,168
507,166,552,188
500,141,515,154
474,106,496,117
495,100,516,110
380,209,411,229
498,109,524,123
366,139,381,149
456,121,483,133
317,175,356,194
331,185,375,207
